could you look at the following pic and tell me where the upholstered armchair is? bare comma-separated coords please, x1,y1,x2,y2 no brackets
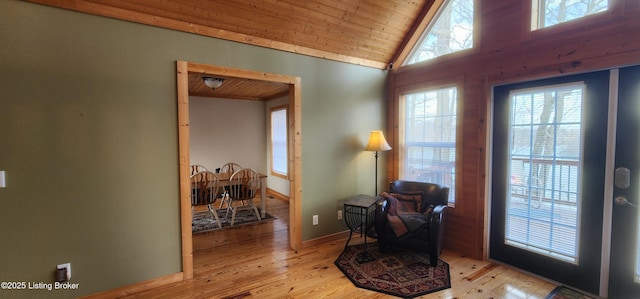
374,180,450,266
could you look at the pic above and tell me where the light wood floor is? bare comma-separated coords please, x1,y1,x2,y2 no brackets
124,197,557,298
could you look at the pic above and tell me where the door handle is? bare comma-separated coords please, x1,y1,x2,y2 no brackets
615,196,636,207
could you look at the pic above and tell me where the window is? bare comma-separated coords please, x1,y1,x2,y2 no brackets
533,0,608,29
505,83,584,264
401,87,457,204
404,0,474,66
270,105,288,178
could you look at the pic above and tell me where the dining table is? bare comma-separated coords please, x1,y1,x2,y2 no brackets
214,171,268,218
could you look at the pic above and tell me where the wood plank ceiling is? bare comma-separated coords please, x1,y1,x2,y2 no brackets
27,0,437,99
189,72,290,101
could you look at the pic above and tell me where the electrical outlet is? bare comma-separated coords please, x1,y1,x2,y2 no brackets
57,263,71,281
337,210,343,220
312,214,318,225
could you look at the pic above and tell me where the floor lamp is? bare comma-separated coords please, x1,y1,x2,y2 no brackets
365,130,391,196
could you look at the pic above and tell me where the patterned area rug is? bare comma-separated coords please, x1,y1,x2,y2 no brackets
192,209,275,233
545,286,597,299
334,243,451,298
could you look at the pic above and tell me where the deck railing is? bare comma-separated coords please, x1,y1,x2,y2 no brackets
510,157,579,206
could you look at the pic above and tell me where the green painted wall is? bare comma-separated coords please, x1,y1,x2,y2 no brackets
0,1,387,297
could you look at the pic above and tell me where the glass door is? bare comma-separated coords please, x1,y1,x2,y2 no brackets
490,70,610,294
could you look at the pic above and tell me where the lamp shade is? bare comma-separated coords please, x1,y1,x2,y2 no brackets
365,130,391,151
202,77,224,89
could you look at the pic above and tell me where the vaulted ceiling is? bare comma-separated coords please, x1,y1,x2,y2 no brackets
27,0,441,99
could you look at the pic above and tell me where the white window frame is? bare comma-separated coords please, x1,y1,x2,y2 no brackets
521,0,622,43
531,0,609,30
270,105,288,178
399,85,460,205
504,83,586,265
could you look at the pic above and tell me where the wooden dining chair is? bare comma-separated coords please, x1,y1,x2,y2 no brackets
190,164,208,176
226,168,262,226
190,171,223,229
218,162,241,175
218,162,242,209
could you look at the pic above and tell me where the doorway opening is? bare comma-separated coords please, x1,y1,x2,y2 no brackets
176,61,302,279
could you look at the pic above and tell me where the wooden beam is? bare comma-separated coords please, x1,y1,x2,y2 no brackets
289,76,303,250
176,60,193,280
187,62,298,84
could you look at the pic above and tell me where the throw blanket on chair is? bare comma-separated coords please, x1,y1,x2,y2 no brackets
381,192,433,239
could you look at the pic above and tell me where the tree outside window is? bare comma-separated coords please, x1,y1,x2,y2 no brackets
535,0,608,29
405,0,474,65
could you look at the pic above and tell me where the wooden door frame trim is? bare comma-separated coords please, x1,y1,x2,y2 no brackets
177,61,303,279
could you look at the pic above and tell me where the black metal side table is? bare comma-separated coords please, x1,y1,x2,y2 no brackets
343,194,379,250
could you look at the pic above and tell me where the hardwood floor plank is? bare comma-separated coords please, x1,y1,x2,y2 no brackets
119,197,556,298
